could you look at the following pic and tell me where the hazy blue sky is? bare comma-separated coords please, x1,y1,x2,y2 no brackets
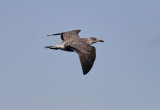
0,0,160,110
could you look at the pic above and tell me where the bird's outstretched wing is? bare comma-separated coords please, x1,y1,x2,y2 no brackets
47,30,81,42
68,42,96,75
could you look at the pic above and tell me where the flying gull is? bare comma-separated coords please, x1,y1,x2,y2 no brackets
45,30,104,75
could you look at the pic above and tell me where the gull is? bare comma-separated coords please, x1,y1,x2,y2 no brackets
45,30,104,75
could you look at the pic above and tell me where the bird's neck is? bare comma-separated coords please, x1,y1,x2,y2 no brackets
87,39,94,45
80,38,93,45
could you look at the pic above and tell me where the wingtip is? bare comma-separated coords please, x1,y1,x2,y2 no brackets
47,34,54,36
83,73,88,75
83,71,88,75
72,29,81,33
77,30,81,33
45,46,50,49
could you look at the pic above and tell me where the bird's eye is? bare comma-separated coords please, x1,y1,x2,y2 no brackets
93,38,96,40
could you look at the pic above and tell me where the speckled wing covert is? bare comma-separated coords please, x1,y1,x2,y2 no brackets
68,42,96,75
48,30,81,42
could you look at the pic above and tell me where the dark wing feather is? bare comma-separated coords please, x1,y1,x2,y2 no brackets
68,42,96,75
48,30,81,41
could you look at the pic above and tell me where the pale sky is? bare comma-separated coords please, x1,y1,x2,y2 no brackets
0,0,160,110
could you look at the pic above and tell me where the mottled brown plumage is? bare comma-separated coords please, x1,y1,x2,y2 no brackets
45,30,104,75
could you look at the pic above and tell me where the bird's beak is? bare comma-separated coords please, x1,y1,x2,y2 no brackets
99,40,104,42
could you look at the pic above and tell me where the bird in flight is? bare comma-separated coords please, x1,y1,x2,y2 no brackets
45,30,104,75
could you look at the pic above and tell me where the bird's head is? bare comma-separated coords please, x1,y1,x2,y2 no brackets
87,37,104,45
